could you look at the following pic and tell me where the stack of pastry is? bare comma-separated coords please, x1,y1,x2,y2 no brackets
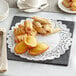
62,0,76,11
13,16,60,56
32,16,60,35
14,16,60,43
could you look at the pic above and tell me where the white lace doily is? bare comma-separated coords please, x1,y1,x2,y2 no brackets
7,19,72,61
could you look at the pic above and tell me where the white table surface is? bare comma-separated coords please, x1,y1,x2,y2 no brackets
0,8,76,76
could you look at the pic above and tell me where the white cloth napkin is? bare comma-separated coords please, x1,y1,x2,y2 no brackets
0,28,7,72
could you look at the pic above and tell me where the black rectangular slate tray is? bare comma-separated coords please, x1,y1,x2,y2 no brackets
7,16,74,66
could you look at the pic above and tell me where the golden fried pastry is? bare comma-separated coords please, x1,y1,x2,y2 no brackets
32,16,51,24
72,0,76,2
33,21,42,28
29,29,37,36
33,24,47,35
70,2,76,11
50,28,61,34
14,41,28,54
62,0,71,8
24,20,33,32
62,0,76,11
43,24,51,33
24,35,37,48
18,24,25,33
33,21,53,35
14,34,27,43
14,25,25,36
66,0,72,2
29,42,49,56
18,24,24,28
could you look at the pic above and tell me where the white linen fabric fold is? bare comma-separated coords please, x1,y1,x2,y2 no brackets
0,28,7,72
